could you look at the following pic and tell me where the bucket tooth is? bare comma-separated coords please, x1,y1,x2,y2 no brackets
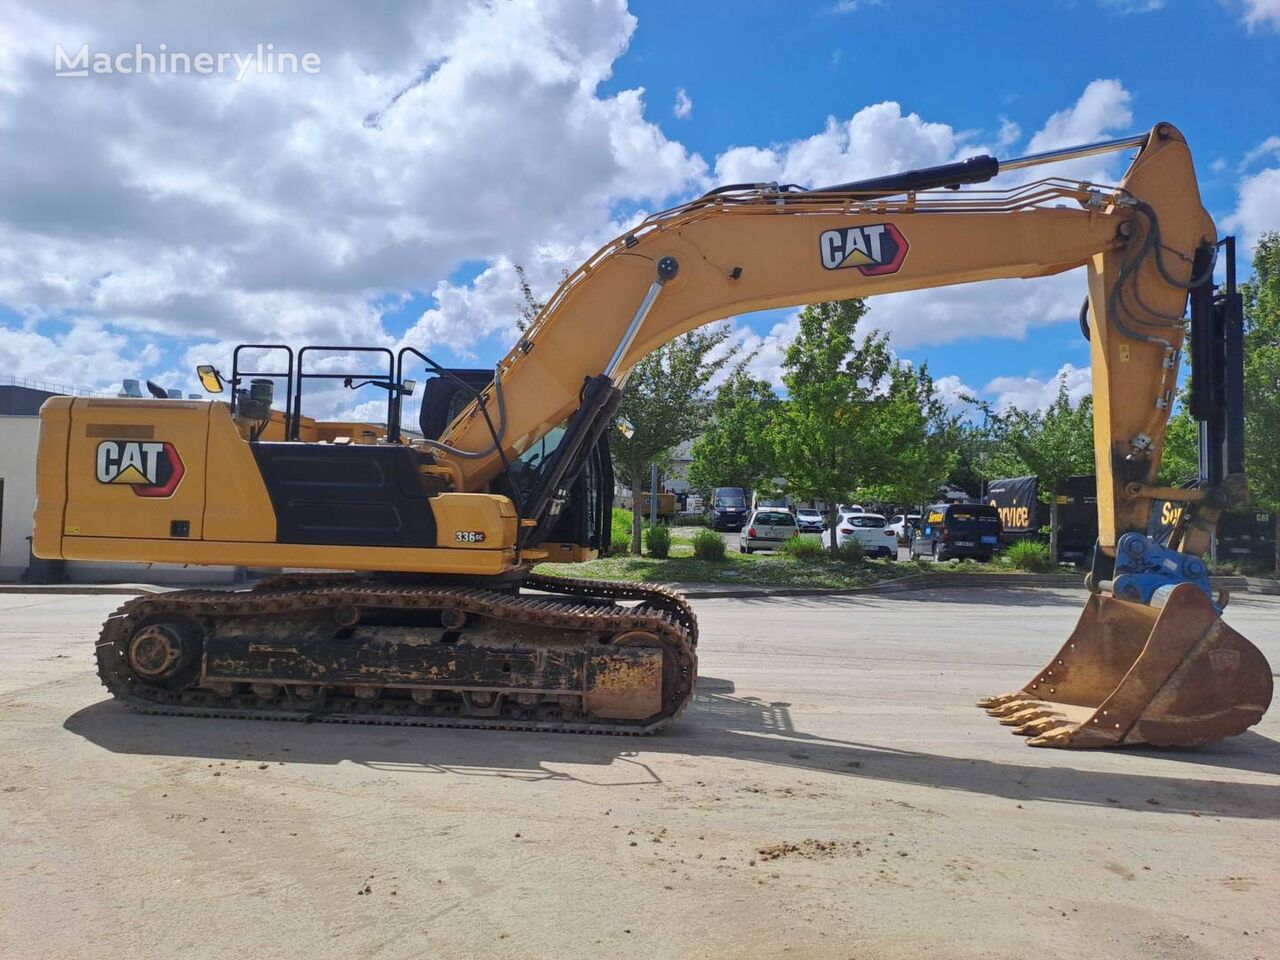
975,584,1273,749
998,707,1051,726
987,699,1043,718
1026,724,1079,747
975,692,1020,709
1012,716,1064,736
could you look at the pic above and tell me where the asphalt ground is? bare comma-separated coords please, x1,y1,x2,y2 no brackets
1,588,1276,960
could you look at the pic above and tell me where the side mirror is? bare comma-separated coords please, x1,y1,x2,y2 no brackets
401,379,417,397
196,365,225,394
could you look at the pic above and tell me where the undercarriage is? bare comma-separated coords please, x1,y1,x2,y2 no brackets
95,572,698,735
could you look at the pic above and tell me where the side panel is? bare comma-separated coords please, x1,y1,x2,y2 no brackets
62,399,209,541
202,404,277,542
32,397,72,559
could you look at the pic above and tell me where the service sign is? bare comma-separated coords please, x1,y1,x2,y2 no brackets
95,440,185,497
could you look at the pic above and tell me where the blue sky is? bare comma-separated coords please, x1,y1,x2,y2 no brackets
0,0,1277,417
595,0,1280,400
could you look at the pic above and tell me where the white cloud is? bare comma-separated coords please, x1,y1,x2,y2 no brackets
0,322,162,393
931,374,978,415
0,0,706,395
0,10,1151,421
724,313,800,388
1239,135,1280,170
1224,165,1280,255
1099,0,1165,12
983,363,1091,412
715,100,962,188
996,116,1021,148
1242,0,1280,30
673,87,692,119
864,269,1088,349
1021,79,1133,182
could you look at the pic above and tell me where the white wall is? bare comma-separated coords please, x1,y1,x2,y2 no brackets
0,416,40,579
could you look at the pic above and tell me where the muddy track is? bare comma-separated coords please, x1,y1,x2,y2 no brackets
94,573,697,735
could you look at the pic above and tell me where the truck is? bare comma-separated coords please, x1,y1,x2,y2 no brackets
985,476,1047,544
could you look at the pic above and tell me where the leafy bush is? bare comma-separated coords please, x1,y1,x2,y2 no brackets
644,524,671,558
609,507,641,555
1005,539,1053,572
691,528,726,562
834,540,865,563
779,535,825,560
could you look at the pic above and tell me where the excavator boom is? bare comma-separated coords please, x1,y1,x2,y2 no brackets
33,121,1271,745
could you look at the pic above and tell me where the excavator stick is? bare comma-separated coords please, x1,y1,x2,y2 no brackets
978,584,1272,747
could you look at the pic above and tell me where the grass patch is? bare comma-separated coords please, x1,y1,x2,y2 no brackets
536,538,917,589
778,535,825,560
1002,539,1054,572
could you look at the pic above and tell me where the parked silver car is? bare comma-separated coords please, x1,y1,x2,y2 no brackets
739,509,797,553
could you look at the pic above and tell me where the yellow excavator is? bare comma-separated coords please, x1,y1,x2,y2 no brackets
33,121,1272,746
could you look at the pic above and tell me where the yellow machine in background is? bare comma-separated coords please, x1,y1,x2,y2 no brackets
34,122,1272,744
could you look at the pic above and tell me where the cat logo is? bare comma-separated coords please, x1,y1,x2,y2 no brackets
95,441,185,497
818,223,909,275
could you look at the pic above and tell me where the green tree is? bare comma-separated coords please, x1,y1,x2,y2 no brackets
687,373,780,497
1243,232,1280,513
770,299,895,554
976,378,1096,501
1157,399,1199,487
858,361,957,505
513,264,541,332
612,326,737,554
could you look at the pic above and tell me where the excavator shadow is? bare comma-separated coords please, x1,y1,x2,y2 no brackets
64,675,1280,820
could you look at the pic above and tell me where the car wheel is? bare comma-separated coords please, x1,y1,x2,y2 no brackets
743,546,753,555
932,541,944,562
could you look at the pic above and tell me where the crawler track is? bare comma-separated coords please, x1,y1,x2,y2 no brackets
95,573,697,735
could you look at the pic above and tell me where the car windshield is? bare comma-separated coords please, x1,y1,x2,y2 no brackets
846,515,886,528
756,512,794,525
797,510,820,518
716,496,745,507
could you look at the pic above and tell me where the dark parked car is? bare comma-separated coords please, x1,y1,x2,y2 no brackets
910,502,1002,561
708,486,748,531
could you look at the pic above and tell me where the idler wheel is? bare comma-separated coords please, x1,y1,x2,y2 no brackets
124,617,203,689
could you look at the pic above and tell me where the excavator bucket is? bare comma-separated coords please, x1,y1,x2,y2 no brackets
977,583,1273,748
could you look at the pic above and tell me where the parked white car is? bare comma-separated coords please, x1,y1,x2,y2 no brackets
794,508,825,533
886,513,922,543
822,512,897,558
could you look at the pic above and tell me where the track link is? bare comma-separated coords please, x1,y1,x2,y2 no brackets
95,575,697,735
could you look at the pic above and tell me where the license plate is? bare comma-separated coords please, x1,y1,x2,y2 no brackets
981,535,997,544
955,540,974,547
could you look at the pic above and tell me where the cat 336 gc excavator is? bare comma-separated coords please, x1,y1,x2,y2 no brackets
34,121,1272,747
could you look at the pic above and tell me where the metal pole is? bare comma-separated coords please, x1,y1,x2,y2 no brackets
603,257,679,381
997,134,1149,174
